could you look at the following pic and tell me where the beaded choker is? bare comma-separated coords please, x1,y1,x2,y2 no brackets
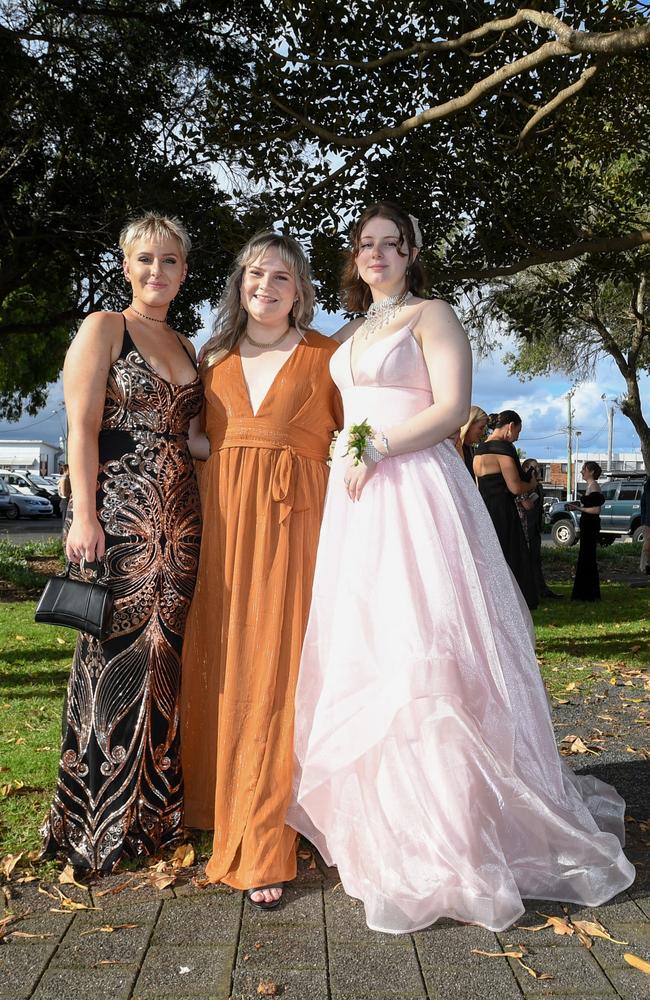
359,291,413,340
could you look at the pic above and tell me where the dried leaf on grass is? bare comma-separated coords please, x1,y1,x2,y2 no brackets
1,852,23,879
80,923,140,937
0,781,42,799
257,983,279,996
624,952,650,975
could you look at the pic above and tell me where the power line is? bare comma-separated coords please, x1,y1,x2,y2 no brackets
0,407,64,435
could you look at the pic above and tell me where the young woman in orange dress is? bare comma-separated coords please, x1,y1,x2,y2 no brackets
181,232,342,908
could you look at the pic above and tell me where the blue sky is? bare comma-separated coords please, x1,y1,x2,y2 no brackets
1,306,646,464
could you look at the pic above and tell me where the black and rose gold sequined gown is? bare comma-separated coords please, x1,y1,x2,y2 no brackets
42,324,203,872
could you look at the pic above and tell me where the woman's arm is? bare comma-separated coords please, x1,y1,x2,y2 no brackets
188,415,210,460
64,313,121,563
374,300,471,456
497,456,538,496
333,317,363,345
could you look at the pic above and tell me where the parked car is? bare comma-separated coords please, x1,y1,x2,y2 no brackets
0,477,11,517
0,469,61,516
547,478,646,547
3,484,54,519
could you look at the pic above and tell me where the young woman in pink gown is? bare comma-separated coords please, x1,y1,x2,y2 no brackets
287,202,634,934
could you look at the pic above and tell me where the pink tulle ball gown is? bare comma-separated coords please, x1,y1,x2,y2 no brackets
287,323,634,934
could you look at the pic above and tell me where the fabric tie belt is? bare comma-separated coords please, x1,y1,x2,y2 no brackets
214,418,328,524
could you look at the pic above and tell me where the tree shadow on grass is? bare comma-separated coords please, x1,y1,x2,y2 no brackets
0,668,69,696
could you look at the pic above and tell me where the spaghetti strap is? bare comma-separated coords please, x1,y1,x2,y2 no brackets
176,335,197,368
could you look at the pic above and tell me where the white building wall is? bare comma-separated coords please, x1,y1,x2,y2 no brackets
0,441,63,475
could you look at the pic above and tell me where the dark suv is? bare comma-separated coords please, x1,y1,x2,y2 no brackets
548,478,646,548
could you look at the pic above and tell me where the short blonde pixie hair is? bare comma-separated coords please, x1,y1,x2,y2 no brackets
119,212,191,259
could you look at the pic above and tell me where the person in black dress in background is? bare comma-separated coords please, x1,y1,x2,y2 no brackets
473,410,538,609
570,461,605,602
521,458,562,601
42,213,204,872
457,404,488,477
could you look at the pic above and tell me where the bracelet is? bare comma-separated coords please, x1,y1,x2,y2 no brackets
363,440,385,464
379,430,390,455
345,419,375,465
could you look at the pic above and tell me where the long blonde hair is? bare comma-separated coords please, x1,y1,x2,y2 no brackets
200,231,315,375
459,405,488,447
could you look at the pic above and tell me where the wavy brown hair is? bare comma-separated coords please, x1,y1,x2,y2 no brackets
199,232,315,376
340,202,427,313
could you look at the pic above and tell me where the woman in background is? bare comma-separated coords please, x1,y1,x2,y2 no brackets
181,232,342,909
520,458,561,601
473,411,538,609
569,460,605,601
457,405,488,477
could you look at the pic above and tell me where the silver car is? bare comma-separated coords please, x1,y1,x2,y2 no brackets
3,484,54,519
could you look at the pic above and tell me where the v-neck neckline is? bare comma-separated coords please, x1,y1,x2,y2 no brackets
348,324,410,386
237,337,305,417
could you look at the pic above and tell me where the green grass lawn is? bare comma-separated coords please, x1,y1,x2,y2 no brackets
0,540,648,863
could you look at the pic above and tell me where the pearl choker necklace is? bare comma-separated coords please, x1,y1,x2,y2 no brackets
359,291,413,340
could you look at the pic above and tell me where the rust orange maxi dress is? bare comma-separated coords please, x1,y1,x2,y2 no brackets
180,330,342,889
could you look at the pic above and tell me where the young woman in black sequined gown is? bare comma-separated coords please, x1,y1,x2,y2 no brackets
41,214,203,872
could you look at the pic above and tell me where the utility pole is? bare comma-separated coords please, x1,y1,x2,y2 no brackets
601,394,617,473
566,390,574,500
574,429,582,500
607,405,615,472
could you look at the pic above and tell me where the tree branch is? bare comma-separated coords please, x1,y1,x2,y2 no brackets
271,10,650,71
270,40,572,148
451,229,650,282
518,61,600,146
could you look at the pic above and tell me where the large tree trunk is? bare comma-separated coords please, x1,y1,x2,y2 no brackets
620,373,650,473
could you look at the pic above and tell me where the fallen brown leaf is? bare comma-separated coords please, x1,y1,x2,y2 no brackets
1,852,23,879
59,864,87,891
472,948,526,959
624,952,650,975
517,958,554,980
520,914,574,936
257,983,278,997
94,878,135,898
80,923,140,936
9,931,55,940
559,736,600,756
572,919,628,945
171,842,195,868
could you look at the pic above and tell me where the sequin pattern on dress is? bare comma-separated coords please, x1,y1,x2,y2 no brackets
41,332,203,872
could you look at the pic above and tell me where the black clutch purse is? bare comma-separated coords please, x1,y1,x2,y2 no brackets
34,561,114,640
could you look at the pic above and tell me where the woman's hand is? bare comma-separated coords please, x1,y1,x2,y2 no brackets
66,514,106,564
343,457,376,501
